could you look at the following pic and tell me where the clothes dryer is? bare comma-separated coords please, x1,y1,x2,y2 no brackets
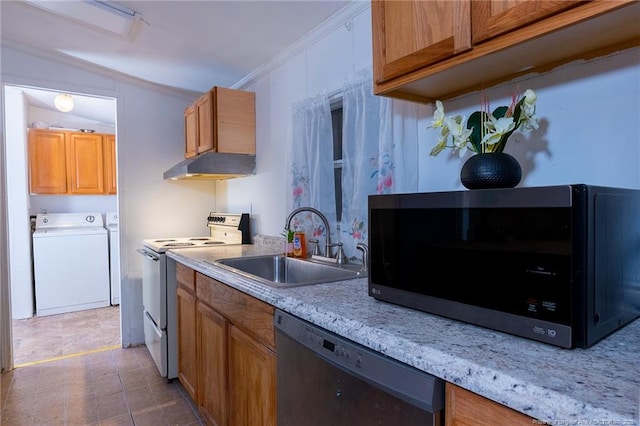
32,213,110,316
106,212,120,305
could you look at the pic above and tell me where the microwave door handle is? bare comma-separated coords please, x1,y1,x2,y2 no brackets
137,248,159,261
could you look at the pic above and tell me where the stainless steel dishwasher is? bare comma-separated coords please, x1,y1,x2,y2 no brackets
274,309,445,425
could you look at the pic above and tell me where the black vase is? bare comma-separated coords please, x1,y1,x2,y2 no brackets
460,152,522,190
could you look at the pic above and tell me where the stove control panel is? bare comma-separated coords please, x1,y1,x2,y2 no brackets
207,213,251,244
207,215,228,223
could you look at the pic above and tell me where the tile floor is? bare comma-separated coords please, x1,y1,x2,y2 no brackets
11,306,121,367
1,306,204,425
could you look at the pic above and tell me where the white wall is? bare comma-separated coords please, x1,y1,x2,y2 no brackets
3,87,32,320
29,196,116,216
28,105,115,134
1,45,216,346
0,84,9,374
418,52,640,192
220,4,640,241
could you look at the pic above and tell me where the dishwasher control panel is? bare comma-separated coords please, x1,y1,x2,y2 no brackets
305,326,357,365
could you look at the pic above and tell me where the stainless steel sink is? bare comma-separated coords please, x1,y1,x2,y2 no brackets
212,254,365,288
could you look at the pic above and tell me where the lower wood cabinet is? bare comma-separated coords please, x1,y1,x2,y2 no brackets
176,285,197,401
197,301,228,425
228,324,276,426
445,382,535,426
176,262,276,426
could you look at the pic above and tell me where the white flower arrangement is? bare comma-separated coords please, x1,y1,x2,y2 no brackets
429,89,539,157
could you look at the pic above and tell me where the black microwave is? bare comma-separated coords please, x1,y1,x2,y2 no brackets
368,184,640,348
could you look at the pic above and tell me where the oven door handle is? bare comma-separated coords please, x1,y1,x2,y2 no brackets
137,248,159,262
144,310,162,334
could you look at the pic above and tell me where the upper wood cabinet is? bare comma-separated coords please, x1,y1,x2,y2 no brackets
184,104,198,158
28,130,67,194
103,134,117,195
184,86,256,159
196,91,214,155
471,1,580,44
372,0,640,103
28,129,117,195
372,1,472,83
66,132,105,194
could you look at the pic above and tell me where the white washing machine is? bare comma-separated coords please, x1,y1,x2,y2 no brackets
106,212,120,305
32,213,110,316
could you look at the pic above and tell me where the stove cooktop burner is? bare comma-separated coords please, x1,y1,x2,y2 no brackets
188,237,212,241
164,242,196,247
154,239,177,243
203,241,225,245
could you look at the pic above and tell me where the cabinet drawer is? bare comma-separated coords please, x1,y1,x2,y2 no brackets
176,263,196,293
196,273,275,350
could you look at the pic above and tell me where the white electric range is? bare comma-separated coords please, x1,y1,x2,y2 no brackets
138,212,251,379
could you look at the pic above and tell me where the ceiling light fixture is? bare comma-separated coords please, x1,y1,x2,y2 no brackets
23,0,144,40
54,94,74,112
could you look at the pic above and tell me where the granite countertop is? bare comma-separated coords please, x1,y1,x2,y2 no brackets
167,244,640,425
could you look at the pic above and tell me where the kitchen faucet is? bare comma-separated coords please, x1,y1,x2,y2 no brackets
356,243,368,273
285,207,334,258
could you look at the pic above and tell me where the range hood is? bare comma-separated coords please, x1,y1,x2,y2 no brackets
163,152,256,180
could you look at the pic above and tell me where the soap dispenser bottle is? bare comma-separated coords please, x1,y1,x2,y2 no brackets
292,231,306,258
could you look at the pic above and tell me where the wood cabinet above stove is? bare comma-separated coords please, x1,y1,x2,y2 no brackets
184,86,255,159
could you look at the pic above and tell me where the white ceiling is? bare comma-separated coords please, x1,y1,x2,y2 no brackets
18,87,118,126
1,0,354,124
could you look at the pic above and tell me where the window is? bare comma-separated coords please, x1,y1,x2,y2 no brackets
331,103,343,224
288,72,421,262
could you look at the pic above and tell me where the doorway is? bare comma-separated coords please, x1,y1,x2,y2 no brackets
2,84,121,368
